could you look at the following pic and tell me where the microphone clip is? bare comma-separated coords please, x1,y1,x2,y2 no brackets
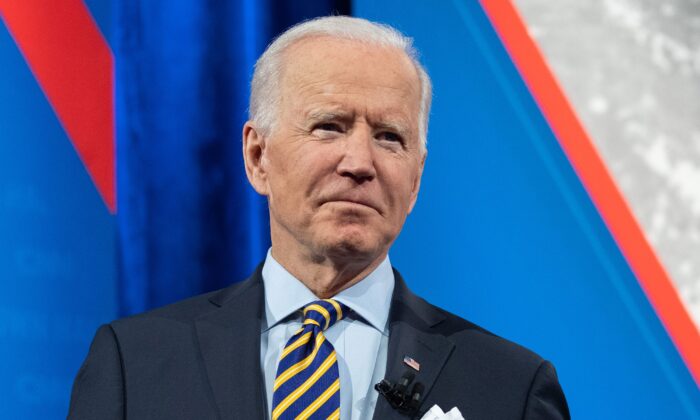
375,372,425,415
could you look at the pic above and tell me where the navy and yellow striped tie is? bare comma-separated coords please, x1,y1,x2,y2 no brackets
271,299,349,420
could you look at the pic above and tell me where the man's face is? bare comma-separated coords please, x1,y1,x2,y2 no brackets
251,36,425,262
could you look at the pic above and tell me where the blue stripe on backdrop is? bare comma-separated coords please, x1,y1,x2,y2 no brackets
2,1,350,417
113,0,350,315
0,17,116,420
353,1,700,419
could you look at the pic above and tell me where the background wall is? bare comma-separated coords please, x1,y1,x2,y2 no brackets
515,0,700,328
0,1,116,418
1,0,698,418
355,1,700,418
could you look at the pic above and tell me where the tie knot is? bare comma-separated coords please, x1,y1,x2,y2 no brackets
302,299,348,331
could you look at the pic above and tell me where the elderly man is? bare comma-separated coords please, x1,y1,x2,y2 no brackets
69,16,569,420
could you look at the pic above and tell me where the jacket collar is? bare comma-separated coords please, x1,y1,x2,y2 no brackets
195,265,267,420
372,269,456,419
194,265,455,420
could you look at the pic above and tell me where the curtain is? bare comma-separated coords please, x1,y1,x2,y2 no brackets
115,0,350,315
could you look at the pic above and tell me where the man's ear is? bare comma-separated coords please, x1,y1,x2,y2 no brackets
242,121,269,196
407,152,426,214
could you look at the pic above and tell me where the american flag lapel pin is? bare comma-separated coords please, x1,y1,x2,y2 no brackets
403,355,420,372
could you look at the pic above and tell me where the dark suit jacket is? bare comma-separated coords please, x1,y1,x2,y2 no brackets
68,267,570,419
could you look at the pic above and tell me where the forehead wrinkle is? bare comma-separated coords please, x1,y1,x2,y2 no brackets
299,88,415,120
280,41,421,139
290,63,418,100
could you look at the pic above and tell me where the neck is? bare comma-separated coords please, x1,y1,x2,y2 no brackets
270,238,387,299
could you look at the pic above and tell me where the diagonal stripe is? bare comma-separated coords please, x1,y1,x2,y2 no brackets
325,299,343,322
280,331,312,361
312,390,340,420
304,304,331,330
274,333,326,391
303,318,321,328
272,351,337,419
327,406,340,420
478,0,700,388
0,0,116,213
275,341,332,400
276,331,328,376
295,378,340,420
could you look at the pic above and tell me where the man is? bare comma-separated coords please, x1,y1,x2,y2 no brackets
69,16,569,419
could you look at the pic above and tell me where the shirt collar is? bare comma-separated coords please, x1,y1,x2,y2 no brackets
261,249,394,336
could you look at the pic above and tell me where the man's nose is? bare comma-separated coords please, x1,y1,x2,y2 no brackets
336,128,377,183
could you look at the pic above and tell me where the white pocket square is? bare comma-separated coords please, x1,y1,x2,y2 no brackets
420,404,465,420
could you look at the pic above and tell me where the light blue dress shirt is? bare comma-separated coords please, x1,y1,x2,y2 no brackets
260,250,394,420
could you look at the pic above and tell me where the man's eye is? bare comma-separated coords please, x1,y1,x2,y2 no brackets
377,131,403,143
314,123,343,132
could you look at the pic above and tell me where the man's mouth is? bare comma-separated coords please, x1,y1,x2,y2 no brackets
321,195,381,214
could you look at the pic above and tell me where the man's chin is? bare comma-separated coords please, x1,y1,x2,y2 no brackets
318,234,383,263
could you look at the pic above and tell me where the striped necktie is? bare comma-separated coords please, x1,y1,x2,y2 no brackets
271,299,349,420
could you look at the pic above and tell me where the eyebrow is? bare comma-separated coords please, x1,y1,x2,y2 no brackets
305,109,353,122
305,108,412,137
373,120,410,138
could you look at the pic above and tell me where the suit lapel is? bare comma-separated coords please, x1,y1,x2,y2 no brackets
192,266,454,419
373,271,455,420
194,269,266,420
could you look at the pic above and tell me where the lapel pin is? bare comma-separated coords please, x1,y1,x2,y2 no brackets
403,355,420,372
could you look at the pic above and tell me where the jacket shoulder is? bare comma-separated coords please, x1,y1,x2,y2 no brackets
392,271,545,369
430,301,545,367
108,273,260,346
113,275,255,325
410,295,568,418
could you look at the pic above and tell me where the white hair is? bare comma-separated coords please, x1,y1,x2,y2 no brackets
249,15,432,152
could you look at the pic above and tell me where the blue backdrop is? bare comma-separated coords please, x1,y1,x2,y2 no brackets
114,0,350,315
0,9,116,418
355,1,700,419
1,1,348,417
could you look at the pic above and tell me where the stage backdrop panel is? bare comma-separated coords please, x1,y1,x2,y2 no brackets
354,1,700,419
0,0,117,417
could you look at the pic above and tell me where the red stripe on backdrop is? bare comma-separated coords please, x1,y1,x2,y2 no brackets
478,0,700,385
0,0,115,213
